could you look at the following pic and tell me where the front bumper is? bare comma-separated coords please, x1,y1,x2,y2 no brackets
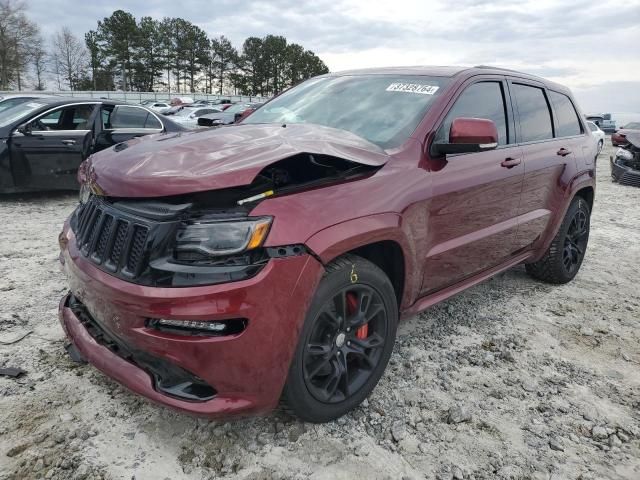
58,225,324,417
611,156,640,187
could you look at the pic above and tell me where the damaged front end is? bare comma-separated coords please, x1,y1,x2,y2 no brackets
611,133,640,187
71,152,378,287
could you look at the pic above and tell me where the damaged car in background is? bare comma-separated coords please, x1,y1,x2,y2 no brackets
611,131,640,187
58,66,596,422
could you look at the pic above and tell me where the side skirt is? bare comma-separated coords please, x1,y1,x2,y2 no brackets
400,251,533,320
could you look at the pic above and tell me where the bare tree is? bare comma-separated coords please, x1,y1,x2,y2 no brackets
31,35,47,90
0,0,39,90
52,27,87,90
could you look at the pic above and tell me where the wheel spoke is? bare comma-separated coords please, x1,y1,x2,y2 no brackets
306,354,333,379
307,342,332,357
351,332,384,351
333,290,348,327
319,357,342,400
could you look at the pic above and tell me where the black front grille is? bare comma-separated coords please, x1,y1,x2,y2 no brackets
74,198,152,279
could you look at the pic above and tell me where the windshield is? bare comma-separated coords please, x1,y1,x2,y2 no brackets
623,122,640,130
244,75,450,148
0,101,48,128
0,97,37,114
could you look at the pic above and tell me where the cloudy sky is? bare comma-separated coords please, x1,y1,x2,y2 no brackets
28,0,640,113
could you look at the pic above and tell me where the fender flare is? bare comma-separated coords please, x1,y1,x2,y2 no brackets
304,213,418,308
529,171,595,263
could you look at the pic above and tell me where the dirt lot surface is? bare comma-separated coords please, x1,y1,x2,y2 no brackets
1,140,639,480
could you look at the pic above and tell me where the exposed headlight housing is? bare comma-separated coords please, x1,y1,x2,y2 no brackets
175,216,272,258
79,183,92,204
616,148,634,161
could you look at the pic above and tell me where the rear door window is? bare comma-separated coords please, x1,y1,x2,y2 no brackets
436,81,509,145
549,91,583,137
512,83,554,142
110,106,162,130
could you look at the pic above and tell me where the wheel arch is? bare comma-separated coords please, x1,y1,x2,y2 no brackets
305,213,417,310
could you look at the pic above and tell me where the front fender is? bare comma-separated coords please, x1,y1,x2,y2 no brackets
305,213,419,309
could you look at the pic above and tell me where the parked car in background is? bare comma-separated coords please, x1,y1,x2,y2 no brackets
170,96,194,106
169,106,223,128
586,113,616,133
0,93,54,114
586,120,605,154
197,102,263,127
139,100,171,114
193,99,233,110
59,66,595,423
0,97,185,193
611,122,640,147
611,131,640,186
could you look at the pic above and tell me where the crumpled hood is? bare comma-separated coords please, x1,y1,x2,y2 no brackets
624,131,640,149
88,123,389,197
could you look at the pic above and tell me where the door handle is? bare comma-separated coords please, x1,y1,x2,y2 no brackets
61,139,76,146
501,157,522,168
557,148,572,157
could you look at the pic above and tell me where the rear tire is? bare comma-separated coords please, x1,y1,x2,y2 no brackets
282,254,398,423
525,196,590,284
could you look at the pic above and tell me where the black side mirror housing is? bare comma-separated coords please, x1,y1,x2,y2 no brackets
17,122,32,136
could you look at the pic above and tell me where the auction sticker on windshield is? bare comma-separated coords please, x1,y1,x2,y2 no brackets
386,83,439,95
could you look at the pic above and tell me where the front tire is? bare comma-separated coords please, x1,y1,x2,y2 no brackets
525,196,591,284
597,139,603,155
282,254,398,423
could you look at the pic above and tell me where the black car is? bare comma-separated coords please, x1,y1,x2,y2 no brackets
0,98,185,193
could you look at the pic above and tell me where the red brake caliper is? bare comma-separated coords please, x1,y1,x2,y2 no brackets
346,292,368,339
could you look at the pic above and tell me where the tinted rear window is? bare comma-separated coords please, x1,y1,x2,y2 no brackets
549,91,582,137
513,84,553,142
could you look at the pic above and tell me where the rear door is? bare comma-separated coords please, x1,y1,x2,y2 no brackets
509,81,584,249
10,103,98,190
421,78,525,293
94,105,164,152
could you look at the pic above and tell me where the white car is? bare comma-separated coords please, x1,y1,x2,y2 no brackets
140,100,171,114
169,106,222,129
587,120,606,155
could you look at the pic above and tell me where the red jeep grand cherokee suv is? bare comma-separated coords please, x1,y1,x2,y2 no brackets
58,66,595,422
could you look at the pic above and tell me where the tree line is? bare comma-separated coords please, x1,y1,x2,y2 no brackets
0,1,329,96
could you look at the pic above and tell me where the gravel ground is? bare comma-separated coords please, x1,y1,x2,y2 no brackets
1,140,639,480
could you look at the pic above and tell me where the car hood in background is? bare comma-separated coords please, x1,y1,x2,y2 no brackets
87,123,389,197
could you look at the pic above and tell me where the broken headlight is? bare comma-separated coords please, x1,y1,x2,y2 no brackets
616,148,634,162
175,217,272,258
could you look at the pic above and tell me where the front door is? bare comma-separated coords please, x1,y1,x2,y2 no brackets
10,103,98,190
421,79,524,294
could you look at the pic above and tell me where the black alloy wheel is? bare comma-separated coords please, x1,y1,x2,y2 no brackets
526,196,591,284
282,254,398,423
562,208,588,275
303,284,387,404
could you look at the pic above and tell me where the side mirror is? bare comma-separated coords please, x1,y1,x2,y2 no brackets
434,118,499,155
17,122,32,136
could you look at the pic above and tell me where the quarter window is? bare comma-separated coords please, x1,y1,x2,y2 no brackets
512,84,553,142
436,82,509,146
549,91,582,137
